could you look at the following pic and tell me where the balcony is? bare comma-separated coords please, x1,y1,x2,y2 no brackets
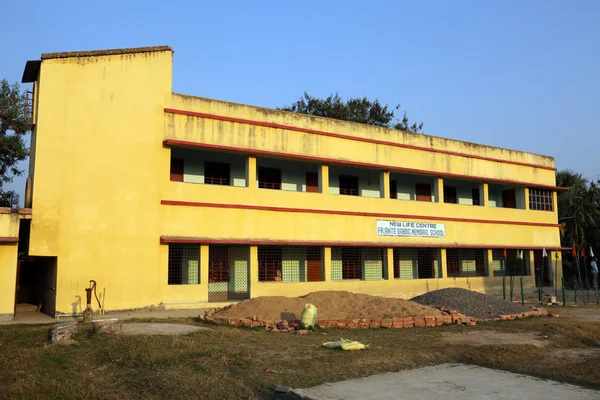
329,166,382,198
489,184,526,210
442,179,483,206
257,158,320,193
389,173,438,202
170,148,248,187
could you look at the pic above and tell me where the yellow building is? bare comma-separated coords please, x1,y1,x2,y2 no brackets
0,45,567,319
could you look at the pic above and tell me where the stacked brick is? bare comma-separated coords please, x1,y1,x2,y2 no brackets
199,306,549,332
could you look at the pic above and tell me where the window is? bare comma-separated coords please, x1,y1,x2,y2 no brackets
168,244,200,285
529,188,554,211
341,247,361,279
393,248,441,279
170,158,184,182
444,186,457,204
258,247,282,281
415,183,431,202
446,248,486,277
204,162,230,185
472,188,481,206
306,172,319,193
258,167,282,190
390,180,397,199
339,175,359,196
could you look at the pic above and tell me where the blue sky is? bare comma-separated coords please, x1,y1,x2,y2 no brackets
3,1,599,199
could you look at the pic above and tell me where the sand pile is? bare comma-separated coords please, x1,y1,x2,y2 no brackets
214,291,442,320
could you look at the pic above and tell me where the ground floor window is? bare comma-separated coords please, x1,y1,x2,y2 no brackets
168,244,200,285
446,248,486,277
258,246,324,282
332,247,385,281
393,248,441,279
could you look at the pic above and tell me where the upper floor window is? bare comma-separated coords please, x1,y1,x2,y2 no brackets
529,188,554,211
259,167,282,190
339,175,359,196
204,162,230,185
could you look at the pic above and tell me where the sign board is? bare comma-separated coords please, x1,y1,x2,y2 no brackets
376,220,446,238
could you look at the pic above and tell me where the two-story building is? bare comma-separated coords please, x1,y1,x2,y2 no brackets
0,45,566,319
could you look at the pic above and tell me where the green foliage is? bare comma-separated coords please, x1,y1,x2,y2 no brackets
0,79,31,208
280,92,423,133
556,169,600,251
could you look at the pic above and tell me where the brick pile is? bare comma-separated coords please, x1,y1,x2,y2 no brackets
199,306,549,332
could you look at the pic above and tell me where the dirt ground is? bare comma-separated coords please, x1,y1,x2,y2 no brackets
215,291,442,320
0,305,598,399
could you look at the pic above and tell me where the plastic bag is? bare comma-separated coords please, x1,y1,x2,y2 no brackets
300,303,318,329
322,338,368,351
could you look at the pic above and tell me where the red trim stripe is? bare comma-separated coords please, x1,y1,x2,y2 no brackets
161,200,561,228
164,108,557,172
0,237,19,244
159,236,567,250
163,139,567,192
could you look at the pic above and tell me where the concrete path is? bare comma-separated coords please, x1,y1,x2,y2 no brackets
120,322,211,336
0,309,209,325
304,364,599,400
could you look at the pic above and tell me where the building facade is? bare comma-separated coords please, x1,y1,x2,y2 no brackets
0,46,566,319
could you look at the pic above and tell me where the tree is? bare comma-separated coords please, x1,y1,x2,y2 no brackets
556,169,600,251
0,79,31,208
279,92,424,133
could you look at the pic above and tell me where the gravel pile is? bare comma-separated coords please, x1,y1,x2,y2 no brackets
411,288,531,319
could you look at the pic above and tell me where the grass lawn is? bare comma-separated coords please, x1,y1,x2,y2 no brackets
1,307,599,399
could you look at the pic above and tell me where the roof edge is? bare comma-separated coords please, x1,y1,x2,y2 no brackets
171,93,556,165
41,45,173,60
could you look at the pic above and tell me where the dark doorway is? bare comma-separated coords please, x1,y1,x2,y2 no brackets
502,189,517,208
16,257,57,318
306,247,323,282
415,183,432,202
534,250,552,287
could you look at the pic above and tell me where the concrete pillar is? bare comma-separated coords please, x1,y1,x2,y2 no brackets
249,245,258,297
247,156,257,189
436,177,444,203
524,188,530,210
200,245,209,301
482,183,489,207
382,171,390,199
487,249,494,277
386,248,394,280
440,248,448,278
320,164,329,194
552,190,558,214
324,247,332,282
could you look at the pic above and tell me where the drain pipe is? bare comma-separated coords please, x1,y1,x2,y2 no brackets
56,313,82,322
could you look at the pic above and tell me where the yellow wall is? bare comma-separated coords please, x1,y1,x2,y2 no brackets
0,245,18,319
28,49,173,312
0,212,29,319
21,46,563,313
